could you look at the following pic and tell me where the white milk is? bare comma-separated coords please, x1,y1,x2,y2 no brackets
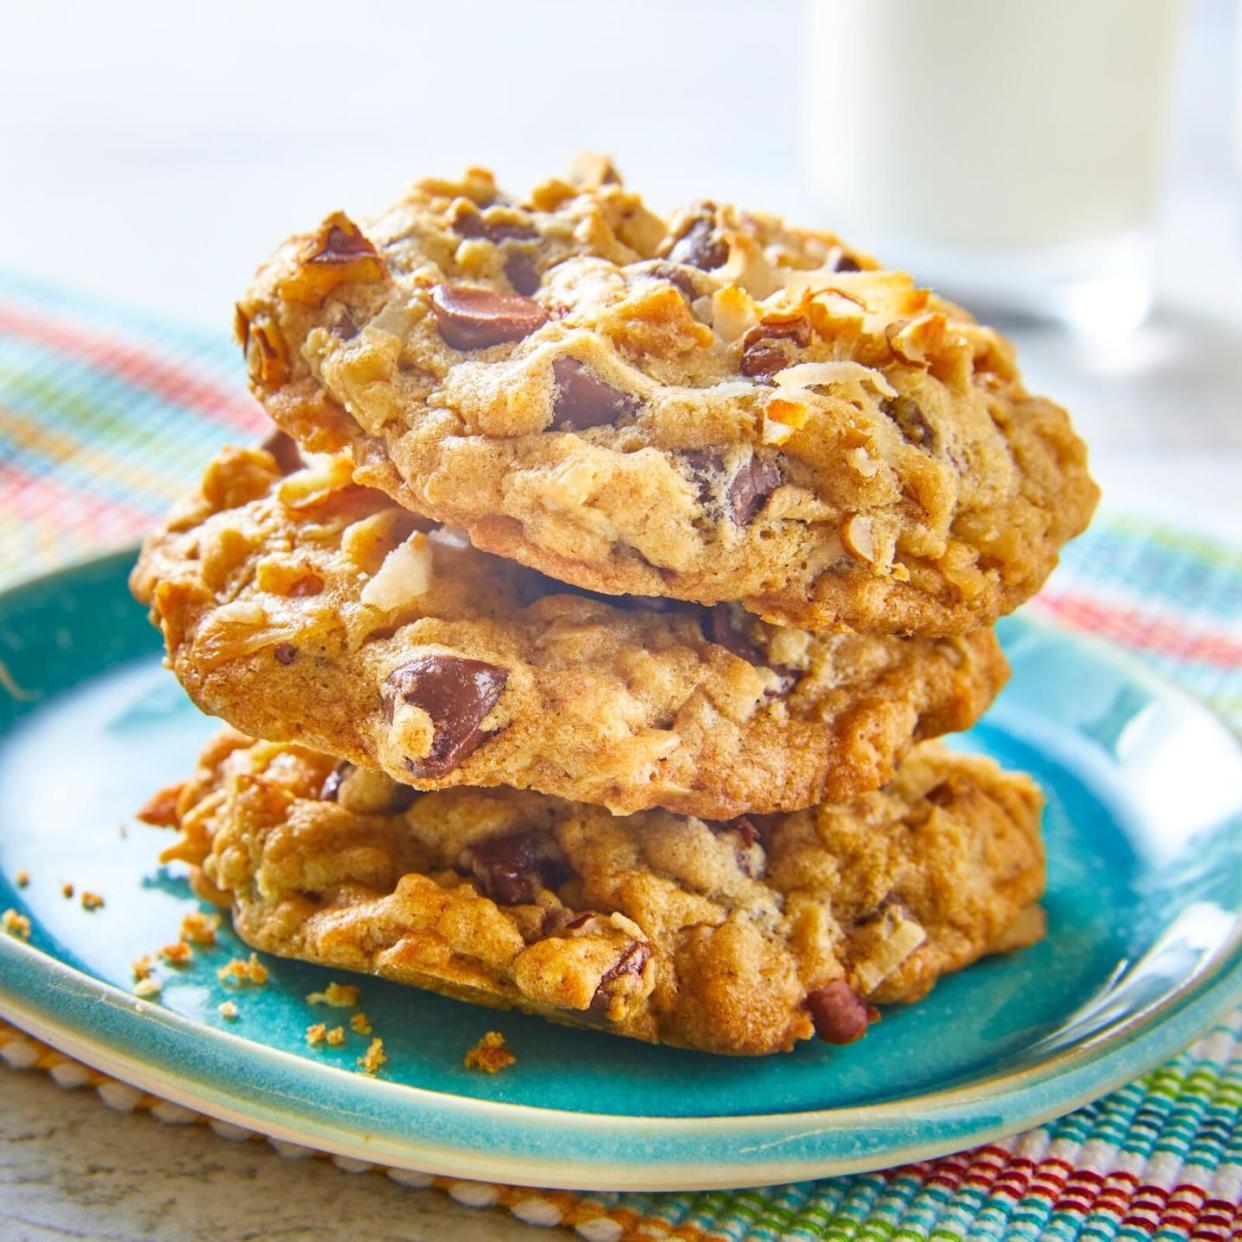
802,0,1183,325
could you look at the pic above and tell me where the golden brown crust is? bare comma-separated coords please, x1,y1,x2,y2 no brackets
161,731,1046,1056
131,446,1009,818
237,161,1098,636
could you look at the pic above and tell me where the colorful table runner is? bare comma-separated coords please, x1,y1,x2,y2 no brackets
1,272,1239,1240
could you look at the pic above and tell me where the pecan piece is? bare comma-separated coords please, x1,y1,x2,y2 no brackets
383,655,509,777
740,315,812,381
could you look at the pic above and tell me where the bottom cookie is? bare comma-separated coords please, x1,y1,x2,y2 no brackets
147,732,1046,1056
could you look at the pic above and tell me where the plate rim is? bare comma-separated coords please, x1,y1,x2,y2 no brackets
0,551,1240,1190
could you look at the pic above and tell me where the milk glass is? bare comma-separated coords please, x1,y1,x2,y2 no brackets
802,0,1183,329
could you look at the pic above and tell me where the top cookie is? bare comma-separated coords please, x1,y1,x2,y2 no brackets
237,155,1098,636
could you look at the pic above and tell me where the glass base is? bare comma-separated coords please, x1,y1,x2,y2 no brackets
866,229,1155,335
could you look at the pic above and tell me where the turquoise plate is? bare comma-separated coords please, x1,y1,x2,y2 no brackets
0,552,1239,1191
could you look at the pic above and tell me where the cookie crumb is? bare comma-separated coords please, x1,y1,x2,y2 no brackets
137,784,182,827
2,909,30,940
180,911,220,946
160,941,193,967
217,953,269,986
306,981,359,1008
217,1000,239,1021
81,891,105,911
62,883,74,899
358,1037,387,1075
464,1031,516,1074
306,1022,327,1047
133,975,162,997
132,953,156,980
15,870,29,889
349,1012,372,1035
326,1025,346,1047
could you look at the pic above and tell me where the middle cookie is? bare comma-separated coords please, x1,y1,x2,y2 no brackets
132,443,1008,818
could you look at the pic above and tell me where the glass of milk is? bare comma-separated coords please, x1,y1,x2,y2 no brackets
802,0,1184,330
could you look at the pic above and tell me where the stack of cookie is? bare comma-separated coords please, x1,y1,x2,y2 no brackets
132,157,1097,1056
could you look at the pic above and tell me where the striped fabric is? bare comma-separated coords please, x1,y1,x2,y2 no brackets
0,272,1239,1240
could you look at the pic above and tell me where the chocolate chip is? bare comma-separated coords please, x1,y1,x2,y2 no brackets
925,781,955,807
320,760,354,802
468,830,569,906
451,208,539,243
807,980,871,1044
382,654,509,777
667,208,728,271
680,449,723,506
590,940,652,1013
704,813,763,857
503,251,541,296
310,223,378,264
834,253,861,272
429,283,548,350
330,310,359,341
740,316,812,381
882,396,937,450
705,605,798,696
551,358,639,430
726,454,783,525
273,642,298,665
706,604,767,666
643,262,708,300
260,430,304,475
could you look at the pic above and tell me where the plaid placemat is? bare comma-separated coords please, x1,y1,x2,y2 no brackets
0,272,1239,1240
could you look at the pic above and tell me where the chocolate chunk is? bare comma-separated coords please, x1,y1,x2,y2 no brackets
383,655,509,777
469,830,569,906
551,358,639,430
273,642,298,665
705,605,798,696
310,223,378,264
429,284,547,350
451,209,539,243
807,979,871,1044
590,940,652,1013
680,449,723,506
925,780,955,807
882,396,937,450
740,316,812,380
330,310,359,341
260,430,304,476
726,454,783,525
704,814,762,850
320,760,354,802
834,253,861,273
667,208,728,271
706,604,767,666
643,262,707,300
503,251,541,296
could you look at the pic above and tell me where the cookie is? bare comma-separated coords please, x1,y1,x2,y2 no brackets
236,156,1098,636
131,444,1008,818
155,730,1046,1056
